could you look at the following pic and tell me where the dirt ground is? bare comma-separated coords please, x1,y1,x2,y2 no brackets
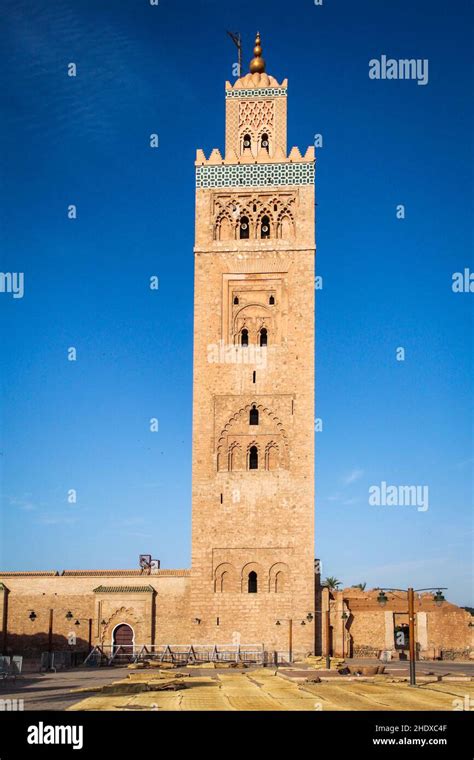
66,668,474,712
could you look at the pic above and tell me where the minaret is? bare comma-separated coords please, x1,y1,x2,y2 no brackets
191,34,315,658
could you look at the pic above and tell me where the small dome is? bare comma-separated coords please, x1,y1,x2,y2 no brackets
232,33,284,90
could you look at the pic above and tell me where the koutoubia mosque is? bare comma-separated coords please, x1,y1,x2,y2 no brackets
0,36,471,665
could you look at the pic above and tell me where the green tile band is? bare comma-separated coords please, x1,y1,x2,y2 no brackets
196,161,314,189
225,88,287,99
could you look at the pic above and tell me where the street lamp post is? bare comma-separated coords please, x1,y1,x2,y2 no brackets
407,588,416,686
342,611,349,659
304,611,331,668
377,587,446,686
71,617,94,651
27,609,94,657
325,609,331,669
275,618,293,663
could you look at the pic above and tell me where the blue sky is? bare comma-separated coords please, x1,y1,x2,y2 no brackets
1,0,472,605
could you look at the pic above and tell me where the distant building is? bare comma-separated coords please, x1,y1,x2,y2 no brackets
318,587,472,661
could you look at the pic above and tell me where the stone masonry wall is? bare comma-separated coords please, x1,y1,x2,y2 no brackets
0,572,192,657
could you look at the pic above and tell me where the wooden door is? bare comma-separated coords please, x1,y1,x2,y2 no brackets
113,624,133,651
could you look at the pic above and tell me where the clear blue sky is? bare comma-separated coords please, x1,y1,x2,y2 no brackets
1,0,472,605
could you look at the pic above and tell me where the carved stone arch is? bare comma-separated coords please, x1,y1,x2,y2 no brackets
279,216,294,240
218,433,232,466
237,204,253,218
256,205,274,220
228,441,244,471
237,205,256,239
257,126,272,154
256,207,275,239
240,128,256,156
277,205,295,219
239,325,250,346
100,606,141,646
246,438,259,451
250,195,263,211
232,302,272,345
227,198,249,220
214,562,238,593
216,448,225,472
257,324,269,347
269,562,290,593
265,440,280,471
277,208,295,240
215,211,235,241
241,561,265,593
247,440,260,470
217,400,289,471
233,303,272,321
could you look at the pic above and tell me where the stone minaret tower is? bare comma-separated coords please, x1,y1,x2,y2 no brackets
191,34,315,658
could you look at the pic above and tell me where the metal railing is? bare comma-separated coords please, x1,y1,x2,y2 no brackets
0,656,23,681
83,643,265,667
40,651,86,671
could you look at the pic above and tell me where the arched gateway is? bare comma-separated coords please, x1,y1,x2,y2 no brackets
112,623,134,653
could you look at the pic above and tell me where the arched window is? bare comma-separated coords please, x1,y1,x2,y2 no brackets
248,571,257,593
260,215,270,239
270,563,290,594
241,328,249,347
279,215,294,240
218,216,233,241
233,296,239,305
220,571,228,592
261,133,269,152
266,444,279,471
259,328,268,347
229,444,243,472
239,216,250,240
249,405,259,425
243,134,251,151
275,571,286,593
269,295,275,305
215,563,237,593
249,445,258,470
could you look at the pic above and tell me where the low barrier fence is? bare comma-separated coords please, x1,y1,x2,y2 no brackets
83,643,266,667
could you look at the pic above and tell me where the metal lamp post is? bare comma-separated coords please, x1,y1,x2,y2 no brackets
377,587,446,686
275,618,293,663
342,611,349,658
70,617,94,651
305,611,331,668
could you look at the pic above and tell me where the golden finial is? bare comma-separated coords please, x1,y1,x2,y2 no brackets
249,32,266,74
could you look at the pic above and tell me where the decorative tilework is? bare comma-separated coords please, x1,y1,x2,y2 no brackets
196,162,314,189
226,88,287,99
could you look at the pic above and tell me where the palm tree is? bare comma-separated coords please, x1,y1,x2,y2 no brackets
323,576,342,590
352,582,367,591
